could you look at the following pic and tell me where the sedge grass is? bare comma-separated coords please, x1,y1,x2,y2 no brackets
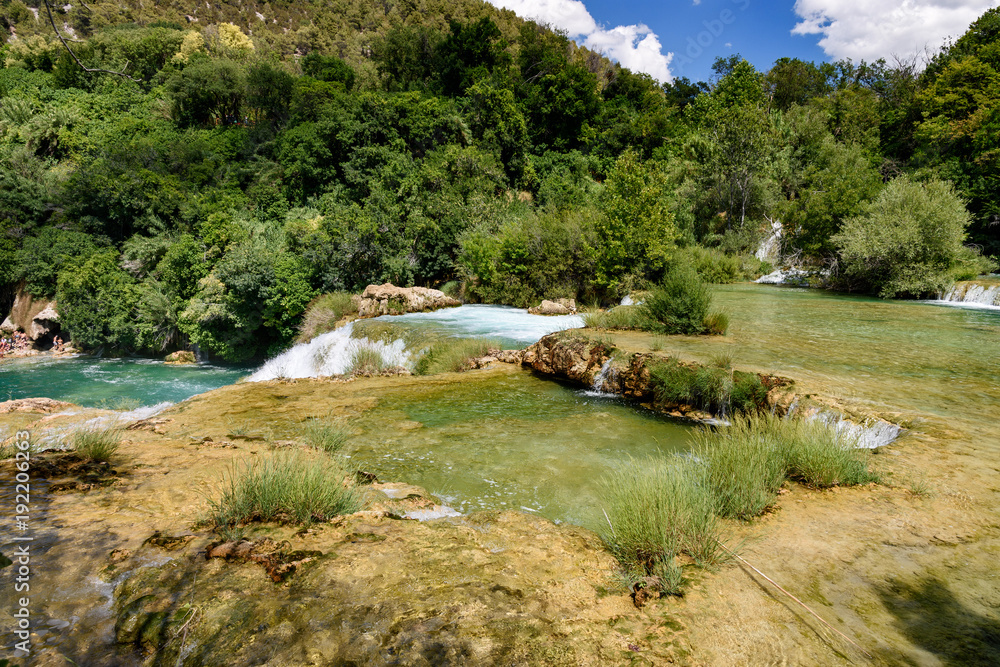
209,452,363,528
582,305,648,330
71,426,123,463
346,346,387,375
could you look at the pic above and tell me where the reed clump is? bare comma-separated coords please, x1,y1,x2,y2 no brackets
346,347,387,375
72,426,123,463
209,452,363,528
582,305,648,330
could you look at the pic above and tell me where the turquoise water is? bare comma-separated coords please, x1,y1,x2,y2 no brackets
0,356,248,407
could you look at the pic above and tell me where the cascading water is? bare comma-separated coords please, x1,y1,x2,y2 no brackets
589,358,616,394
249,323,410,381
935,281,1000,309
812,412,902,449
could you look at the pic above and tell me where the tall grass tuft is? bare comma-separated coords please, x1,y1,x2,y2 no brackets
784,420,879,487
347,346,386,375
297,292,358,343
692,414,787,519
209,452,363,528
72,426,123,463
582,305,648,330
702,312,729,335
301,418,351,455
600,456,721,595
413,338,501,375
649,357,770,416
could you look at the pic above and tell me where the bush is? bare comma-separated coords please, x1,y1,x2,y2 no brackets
648,357,767,416
784,420,878,488
72,427,122,463
688,246,756,284
414,337,500,375
834,177,974,298
641,262,711,335
599,456,721,594
209,453,363,528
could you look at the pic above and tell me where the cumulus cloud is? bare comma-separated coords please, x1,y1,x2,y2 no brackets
487,0,674,82
793,0,1000,63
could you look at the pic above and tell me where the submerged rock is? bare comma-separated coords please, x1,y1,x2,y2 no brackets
354,283,461,318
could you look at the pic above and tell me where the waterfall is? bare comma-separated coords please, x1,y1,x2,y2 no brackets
755,219,783,263
590,359,616,394
936,281,1000,309
812,412,902,450
248,323,411,381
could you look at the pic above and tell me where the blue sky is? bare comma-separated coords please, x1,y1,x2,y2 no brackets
487,0,1000,83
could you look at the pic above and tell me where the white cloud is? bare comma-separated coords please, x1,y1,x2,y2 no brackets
487,0,674,82
792,0,1000,63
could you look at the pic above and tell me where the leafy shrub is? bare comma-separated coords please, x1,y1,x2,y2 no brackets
600,456,721,595
648,357,766,415
72,427,123,463
834,177,974,298
688,246,746,283
297,292,358,342
641,262,711,335
209,453,363,528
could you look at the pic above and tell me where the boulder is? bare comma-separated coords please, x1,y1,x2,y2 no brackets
527,298,576,315
0,317,14,333
0,397,76,414
165,350,197,364
354,283,461,318
29,305,59,341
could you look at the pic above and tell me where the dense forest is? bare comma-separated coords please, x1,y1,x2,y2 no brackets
1,0,997,361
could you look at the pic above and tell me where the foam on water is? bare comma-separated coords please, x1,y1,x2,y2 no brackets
812,412,902,449
383,304,584,347
249,322,412,381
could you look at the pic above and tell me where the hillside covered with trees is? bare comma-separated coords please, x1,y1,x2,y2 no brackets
1,0,997,361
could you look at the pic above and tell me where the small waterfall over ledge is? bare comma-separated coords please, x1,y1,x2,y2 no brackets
935,280,1000,309
249,323,411,381
587,359,616,395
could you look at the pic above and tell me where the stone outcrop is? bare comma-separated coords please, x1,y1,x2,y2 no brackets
0,397,75,414
528,298,576,315
353,283,461,318
3,286,61,342
522,333,609,386
165,350,197,364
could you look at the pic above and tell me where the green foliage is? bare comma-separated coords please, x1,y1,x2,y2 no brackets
581,305,648,331
165,57,245,127
72,426,123,463
435,17,510,96
17,227,98,297
641,262,711,335
346,346,387,375
600,456,721,594
595,149,675,291
57,249,141,350
301,52,356,90
834,177,974,297
209,452,363,528
648,357,766,416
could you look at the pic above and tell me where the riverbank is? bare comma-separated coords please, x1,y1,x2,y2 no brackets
1,354,997,664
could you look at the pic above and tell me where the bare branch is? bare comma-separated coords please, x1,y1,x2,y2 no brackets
42,0,143,83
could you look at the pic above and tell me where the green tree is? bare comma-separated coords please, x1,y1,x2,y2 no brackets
834,177,974,298
57,249,140,350
165,57,246,127
595,149,675,293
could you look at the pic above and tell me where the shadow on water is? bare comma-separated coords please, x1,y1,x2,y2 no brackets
875,575,1000,666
